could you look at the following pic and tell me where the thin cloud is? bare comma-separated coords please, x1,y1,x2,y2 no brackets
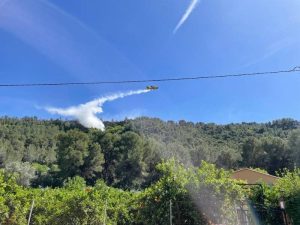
45,89,150,131
173,0,200,34
239,38,294,69
0,0,144,83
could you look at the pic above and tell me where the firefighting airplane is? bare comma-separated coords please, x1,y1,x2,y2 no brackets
146,86,159,90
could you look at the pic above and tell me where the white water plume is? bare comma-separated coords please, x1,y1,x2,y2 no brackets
46,89,150,131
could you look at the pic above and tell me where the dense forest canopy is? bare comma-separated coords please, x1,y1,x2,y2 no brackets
1,116,300,224
0,116,299,189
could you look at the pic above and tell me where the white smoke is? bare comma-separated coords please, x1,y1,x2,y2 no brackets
46,89,150,131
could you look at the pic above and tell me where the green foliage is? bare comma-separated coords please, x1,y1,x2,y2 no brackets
287,129,300,167
1,160,299,225
250,167,269,174
188,161,245,224
242,137,293,174
0,169,29,225
57,130,90,178
0,170,134,225
0,116,300,224
249,168,300,225
273,168,300,224
136,159,245,225
63,176,86,190
131,117,300,174
0,161,248,225
1,116,300,188
5,161,36,187
97,128,159,189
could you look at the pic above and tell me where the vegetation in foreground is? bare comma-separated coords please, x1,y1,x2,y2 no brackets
1,160,300,225
0,117,300,224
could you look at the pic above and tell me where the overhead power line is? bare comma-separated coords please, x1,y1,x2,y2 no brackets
0,66,300,87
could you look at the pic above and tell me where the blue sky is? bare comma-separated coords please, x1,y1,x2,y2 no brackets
0,0,300,124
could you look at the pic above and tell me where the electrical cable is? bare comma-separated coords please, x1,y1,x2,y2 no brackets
0,66,299,87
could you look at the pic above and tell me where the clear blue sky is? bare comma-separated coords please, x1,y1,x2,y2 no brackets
0,0,300,124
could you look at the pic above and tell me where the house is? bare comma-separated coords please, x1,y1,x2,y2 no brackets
231,168,278,185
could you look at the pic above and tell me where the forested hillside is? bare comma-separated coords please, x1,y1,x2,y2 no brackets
0,116,300,189
130,117,300,173
1,117,300,224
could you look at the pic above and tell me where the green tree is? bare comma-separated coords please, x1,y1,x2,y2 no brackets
57,130,104,181
115,131,146,189
5,161,36,187
260,137,292,173
241,138,262,167
241,137,293,174
287,129,300,167
136,159,245,225
82,143,104,182
57,130,90,178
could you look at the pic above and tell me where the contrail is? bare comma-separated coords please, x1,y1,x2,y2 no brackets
173,0,200,34
46,89,150,131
